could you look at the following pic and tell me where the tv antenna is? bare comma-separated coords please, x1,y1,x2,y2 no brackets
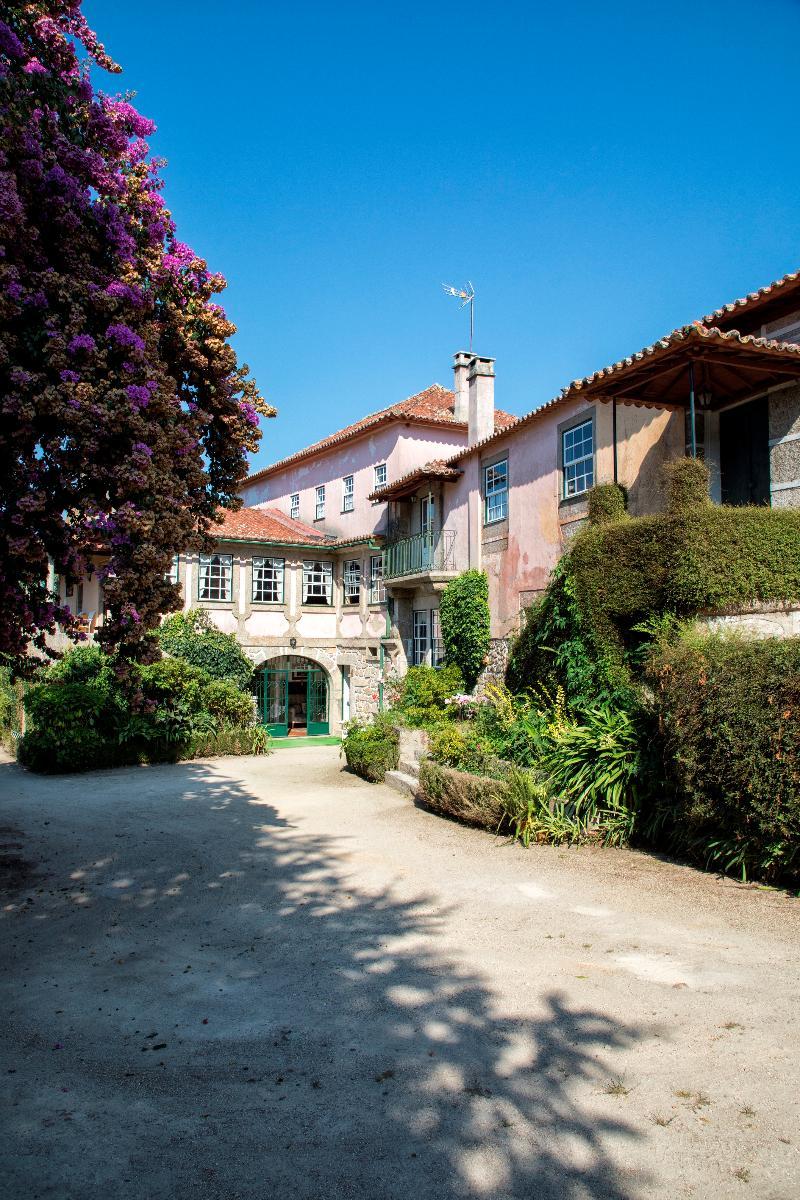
442,281,475,350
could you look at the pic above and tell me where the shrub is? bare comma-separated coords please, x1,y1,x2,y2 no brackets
646,631,800,885
474,682,552,767
390,664,464,728
664,456,711,513
19,724,112,774
188,724,271,759
587,482,628,525
502,766,583,847
201,679,255,728
342,712,400,782
0,666,23,751
439,570,490,689
158,609,253,689
418,758,509,830
427,722,493,775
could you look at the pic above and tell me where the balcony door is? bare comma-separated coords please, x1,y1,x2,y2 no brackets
412,609,429,666
419,496,435,568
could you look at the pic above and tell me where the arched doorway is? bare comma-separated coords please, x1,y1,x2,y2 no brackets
256,656,329,737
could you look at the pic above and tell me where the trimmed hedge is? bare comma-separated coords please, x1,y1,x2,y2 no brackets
440,570,490,689
646,633,800,885
418,758,509,830
342,713,399,782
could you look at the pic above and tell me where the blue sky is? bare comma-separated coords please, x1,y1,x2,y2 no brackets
85,0,800,473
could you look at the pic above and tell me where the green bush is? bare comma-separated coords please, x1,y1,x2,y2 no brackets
158,609,254,689
0,666,23,751
188,724,270,759
474,682,552,767
439,570,490,689
664,456,711,513
418,758,509,830
427,722,493,775
342,712,400,782
389,664,464,728
587,482,628,525
646,632,800,885
201,679,254,728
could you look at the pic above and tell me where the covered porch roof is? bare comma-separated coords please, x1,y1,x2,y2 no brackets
561,324,800,411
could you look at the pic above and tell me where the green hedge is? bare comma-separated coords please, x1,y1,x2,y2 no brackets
388,664,463,728
440,570,490,689
341,713,399,782
418,758,509,830
158,609,254,689
645,632,800,885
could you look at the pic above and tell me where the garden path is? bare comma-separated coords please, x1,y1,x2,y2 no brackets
1,746,798,1199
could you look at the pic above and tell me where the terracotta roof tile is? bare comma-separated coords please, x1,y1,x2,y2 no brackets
210,506,380,549
700,269,800,328
368,459,463,501
246,384,516,484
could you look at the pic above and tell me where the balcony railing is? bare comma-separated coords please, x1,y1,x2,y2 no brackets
383,529,456,581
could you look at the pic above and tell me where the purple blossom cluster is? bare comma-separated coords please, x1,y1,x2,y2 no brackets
106,323,145,353
68,333,96,354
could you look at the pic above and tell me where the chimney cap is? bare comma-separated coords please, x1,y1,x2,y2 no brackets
468,355,495,380
452,350,473,365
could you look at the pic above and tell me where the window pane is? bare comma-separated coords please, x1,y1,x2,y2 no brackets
484,459,508,523
369,555,384,603
252,556,284,603
562,420,594,497
413,609,429,666
374,463,387,488
342,475,354,513
302,560,332,605
315,485,325,520
290,493,299,519
198,554,232,602
343,559,360,603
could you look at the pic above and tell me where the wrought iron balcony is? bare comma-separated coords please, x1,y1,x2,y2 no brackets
383,529,457,581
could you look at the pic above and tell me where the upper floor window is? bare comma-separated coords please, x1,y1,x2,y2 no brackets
302,560,332,605
290,493,299,520
252,556,284,604
369,554,384,604
315,485,325,521
562,419,594,498
484,459,508,524
374,463,387,489
342,475,354,513
166,555,179,584
198,553,232,602
343,559,361,604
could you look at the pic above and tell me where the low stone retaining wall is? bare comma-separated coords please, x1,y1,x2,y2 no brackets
697,602,800,640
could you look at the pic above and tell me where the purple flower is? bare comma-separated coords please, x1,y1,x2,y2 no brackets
60,369,80,383
68,334,96,355
0,20,24,59
132,441,152,458
239,401,259,427
105,281,143,305
126,384,150,410
6,282,23,301
23,58,48,76
106,323,144,353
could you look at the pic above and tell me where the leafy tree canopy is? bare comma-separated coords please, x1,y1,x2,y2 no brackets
0,2,274,673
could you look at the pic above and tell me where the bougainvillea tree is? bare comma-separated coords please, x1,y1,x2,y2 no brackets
0,2,274,673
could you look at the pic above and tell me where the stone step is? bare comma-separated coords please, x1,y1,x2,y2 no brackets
384,769,419,798
396,759,421,778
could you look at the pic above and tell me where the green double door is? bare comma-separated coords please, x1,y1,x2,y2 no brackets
259,663,329,737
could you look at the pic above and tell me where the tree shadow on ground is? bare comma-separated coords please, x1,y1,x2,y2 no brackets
0,758,653,1199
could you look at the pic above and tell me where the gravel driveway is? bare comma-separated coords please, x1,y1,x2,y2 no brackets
1,746,798,1199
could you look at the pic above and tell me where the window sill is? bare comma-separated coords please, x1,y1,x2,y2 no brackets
250,601,287,609
196,600,235,608
483,516,508,528
558,491,591,508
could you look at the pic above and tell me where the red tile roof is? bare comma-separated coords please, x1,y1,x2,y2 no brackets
210,506,380,549
245,384,516,484
368,459,463,501
700,269,800,329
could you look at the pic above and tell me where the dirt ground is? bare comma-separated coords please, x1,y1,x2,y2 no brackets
1,745,798,1199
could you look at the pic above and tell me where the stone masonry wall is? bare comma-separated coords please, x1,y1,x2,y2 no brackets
769,384,800,509
698,602,800,640
474,637,511,697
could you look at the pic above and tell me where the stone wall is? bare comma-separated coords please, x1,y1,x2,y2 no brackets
474,636,511,697
769,384,800,509
697,601,800,640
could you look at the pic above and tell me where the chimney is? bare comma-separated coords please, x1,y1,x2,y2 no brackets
467,355,495,445
452,350,471,423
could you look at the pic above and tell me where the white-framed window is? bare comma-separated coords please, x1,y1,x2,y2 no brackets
198,553,232,602
562,419,594,498
430,608,445,667
374,463,387,489
369,554,384,604
343,559,360,604
315,485,325,521
484,459,508,523
290,493,300,520
412,609,429,666
302,560,332,605
166,555,179,584
252,556,284,604
342,474,354,513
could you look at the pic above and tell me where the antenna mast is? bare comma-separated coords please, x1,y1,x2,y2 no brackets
442,281,475,350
